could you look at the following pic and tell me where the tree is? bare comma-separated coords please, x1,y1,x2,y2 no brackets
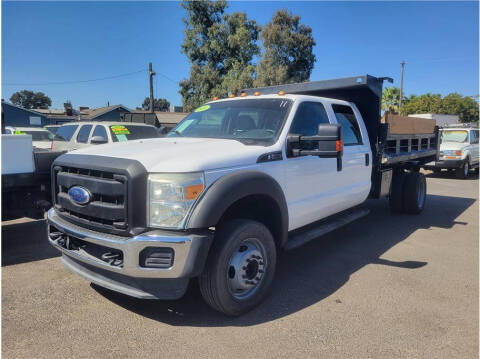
142,97,170,112
381,87,401,112
10,90,51,109
400,93,479,123
179,0,260,111
254,9,316,87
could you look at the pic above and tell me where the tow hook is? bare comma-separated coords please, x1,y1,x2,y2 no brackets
101,252,123,267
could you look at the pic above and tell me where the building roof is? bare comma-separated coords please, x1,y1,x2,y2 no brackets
1,101,47,117
154,111,189,125
84,105,131,120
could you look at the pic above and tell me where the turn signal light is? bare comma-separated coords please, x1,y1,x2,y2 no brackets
254,91,260,96
228,93,235,98
336,140,343,152
278,90,285,96
186,184,204,200
455,150,462,156
212,96,219,101
240,92,247,97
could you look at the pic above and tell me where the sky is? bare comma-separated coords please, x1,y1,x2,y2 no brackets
2,1,478,110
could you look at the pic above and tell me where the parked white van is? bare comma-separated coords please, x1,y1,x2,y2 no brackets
425,125,479,178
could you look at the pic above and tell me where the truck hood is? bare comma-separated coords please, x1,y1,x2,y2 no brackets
70,137,269,172
440,142,469,151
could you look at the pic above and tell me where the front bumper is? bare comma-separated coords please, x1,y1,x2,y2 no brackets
47,208,212,299
424,159,463,169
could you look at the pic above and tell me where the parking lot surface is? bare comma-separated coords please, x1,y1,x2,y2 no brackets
2,172,478,358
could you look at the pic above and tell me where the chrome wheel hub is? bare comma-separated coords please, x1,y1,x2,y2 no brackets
227,238,266,299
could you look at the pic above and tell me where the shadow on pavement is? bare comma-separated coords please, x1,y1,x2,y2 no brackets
92,192,476,327
425,171,479,180
1,219,60,266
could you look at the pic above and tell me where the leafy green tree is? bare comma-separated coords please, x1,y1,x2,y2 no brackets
381,87,401,112
254,9,316,87
10,90,51,109
401,93,478,123
179,0,260,111
142,97,170,112
439,93,479,123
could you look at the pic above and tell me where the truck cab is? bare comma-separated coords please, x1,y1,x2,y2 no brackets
47,75,438,315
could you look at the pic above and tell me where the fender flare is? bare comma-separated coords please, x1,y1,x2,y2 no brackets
187,170,289,246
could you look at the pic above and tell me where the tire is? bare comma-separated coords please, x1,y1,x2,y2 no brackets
199,219,277,316
455,160,469,179
403,172,427,215
389,170,406,213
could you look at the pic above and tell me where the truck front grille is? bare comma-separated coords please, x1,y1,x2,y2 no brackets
53,166,129,233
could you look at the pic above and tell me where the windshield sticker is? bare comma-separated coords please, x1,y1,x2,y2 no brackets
175,119,194,133
110,125,130,135
116,134,128,142
194,104,210,113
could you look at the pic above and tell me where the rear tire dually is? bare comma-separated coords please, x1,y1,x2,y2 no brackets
403,172,427,215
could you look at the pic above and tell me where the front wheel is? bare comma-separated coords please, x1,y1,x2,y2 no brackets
199,219,277,316
456,161,469,179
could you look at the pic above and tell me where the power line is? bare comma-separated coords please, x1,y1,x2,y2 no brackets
2,68,147,86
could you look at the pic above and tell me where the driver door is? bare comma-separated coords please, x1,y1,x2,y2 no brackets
283,101,343,230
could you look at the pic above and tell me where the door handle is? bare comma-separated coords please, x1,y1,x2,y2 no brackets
365,153,369,166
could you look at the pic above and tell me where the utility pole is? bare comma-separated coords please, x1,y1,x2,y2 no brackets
149,62,156,113
399,60,406,109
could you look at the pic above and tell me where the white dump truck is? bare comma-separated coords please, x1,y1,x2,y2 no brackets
47,75,439,315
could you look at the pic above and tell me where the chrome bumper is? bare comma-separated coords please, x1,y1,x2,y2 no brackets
47,208,212,279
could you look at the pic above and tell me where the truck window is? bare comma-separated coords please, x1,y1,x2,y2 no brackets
109,125,158,142
470,130,479,144
289,102,329,136
441,130,468,143
92,125,108,141
332,104,363,146
76,125,93,143
54,125,79,142
168,99,292,143
23,130,54,142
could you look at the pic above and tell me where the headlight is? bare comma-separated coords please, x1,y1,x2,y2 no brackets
148,172,205,229
442,150,462,156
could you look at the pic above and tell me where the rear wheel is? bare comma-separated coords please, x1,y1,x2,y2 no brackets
389,170,406,213
456,160,469,179
199,219,277,316
403,172,427,214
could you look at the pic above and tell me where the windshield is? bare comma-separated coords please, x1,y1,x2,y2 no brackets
23,131,54,141
441,130,468,143
167,99,292,143
109,125,159,142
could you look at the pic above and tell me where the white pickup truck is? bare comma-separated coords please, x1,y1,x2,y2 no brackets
47,75,439,316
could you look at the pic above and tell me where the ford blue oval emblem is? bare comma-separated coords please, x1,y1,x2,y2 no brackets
68,186,91,205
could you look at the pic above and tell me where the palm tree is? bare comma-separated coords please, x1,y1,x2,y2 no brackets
382,87,401,113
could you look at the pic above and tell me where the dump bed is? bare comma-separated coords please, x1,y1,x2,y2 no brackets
242,75,439,167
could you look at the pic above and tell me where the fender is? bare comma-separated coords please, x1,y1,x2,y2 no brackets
187,170,289,246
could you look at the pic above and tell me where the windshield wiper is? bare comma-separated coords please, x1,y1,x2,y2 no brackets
171,130,183,137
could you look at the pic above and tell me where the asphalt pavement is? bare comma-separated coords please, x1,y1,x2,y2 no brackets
2,171,478,358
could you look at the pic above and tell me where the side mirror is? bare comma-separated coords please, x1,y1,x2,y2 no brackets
287,124,343,170
91,136,108,144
